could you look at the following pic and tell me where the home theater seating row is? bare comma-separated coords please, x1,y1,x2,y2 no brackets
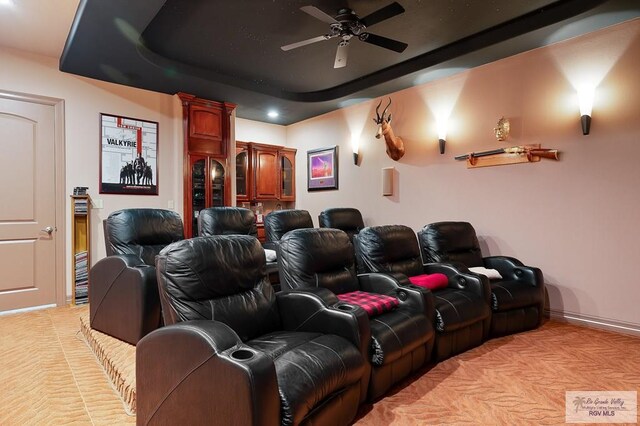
89,207,545,425
140,235,367,425
353,224,491,361
278,227,434,400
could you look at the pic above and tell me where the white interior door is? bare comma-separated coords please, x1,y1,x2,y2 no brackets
0,96,58,312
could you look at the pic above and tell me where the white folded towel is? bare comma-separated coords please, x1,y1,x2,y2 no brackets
265,249,277,262
468,266,502,280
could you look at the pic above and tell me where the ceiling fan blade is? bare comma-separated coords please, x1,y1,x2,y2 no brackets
360,2,405,28
281,34,333,51
300,5,338,24
334,41,349,68
359,32,407,53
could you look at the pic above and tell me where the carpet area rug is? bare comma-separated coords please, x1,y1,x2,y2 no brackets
79,312,136,415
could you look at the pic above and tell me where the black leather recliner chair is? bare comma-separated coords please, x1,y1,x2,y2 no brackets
197,206,257,237
418,221,545,337
197,207,280,289
263,209,314,250
138,235,369,426
354,225,491,362
278,228,434,400
318,207,364,240
90,208,184,345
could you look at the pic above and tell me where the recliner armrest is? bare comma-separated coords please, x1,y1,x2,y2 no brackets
483,256,543,286
89,254,161,344
137,320,280,426
423,262,491,304
386,272,436,321
357,272,427,315
277,289,370,358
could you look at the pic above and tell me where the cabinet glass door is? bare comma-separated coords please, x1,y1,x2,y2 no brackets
211,159,225,207
236,151,248,199
191,158,206,236
281,155,294,199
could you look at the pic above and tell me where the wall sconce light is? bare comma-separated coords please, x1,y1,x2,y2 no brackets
436,118,448,154
577,86,594,135
438,138,446,155
351,136,360,165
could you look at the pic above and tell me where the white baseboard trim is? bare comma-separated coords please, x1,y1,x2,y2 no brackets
546,309,640,337
0,303,57,316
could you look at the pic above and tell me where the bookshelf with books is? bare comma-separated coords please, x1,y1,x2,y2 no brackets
71,195,91,304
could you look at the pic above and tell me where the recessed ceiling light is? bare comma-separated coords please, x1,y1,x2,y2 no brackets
0,0,15,7
267,110,279,118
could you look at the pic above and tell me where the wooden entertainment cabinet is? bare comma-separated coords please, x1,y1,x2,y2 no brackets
178,93,236,238
236,142,296,203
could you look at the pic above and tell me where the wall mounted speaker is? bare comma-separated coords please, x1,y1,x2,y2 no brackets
382,167,394,196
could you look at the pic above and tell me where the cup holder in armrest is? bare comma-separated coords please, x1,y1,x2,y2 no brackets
230,349,254,361
397,290,408,301
336,304,355,311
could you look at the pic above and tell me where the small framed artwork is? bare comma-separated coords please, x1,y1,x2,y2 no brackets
307,145,338,191
99,113,158,195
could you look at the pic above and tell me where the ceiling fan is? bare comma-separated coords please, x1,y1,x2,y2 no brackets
281,2,408,68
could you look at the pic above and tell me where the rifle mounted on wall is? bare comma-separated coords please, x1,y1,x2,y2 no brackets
455,146,559,161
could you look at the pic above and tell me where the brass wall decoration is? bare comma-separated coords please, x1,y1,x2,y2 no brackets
494,117,510,141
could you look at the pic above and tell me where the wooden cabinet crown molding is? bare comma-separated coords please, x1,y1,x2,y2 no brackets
177,92,237,111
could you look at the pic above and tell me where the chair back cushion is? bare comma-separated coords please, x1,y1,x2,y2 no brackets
354,225,424,276
318,208,364,240
418,221,484,267
198,207,257,237
279,228,360,295
156,235,280,342
263,209,313,242
104,208,184,265
337,291,399,316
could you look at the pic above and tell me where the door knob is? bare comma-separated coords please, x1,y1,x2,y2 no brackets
41,226,54,235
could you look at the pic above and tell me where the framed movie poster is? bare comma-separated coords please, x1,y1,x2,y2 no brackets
307,145,338,191
99,113,158,195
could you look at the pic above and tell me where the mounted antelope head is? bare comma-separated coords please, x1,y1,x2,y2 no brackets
373,98,405,161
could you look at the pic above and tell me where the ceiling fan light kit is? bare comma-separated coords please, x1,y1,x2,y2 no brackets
281,2,408,68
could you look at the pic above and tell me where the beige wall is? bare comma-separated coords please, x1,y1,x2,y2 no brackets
236,117,286,146
0,47,183,297
287,19,640,329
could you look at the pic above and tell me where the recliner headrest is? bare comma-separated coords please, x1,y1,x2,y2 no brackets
318,208,364,237
354,225,424,276
264,209,313,242
104,208,184,265
198,207,257,237
279,228,359,294
158,235,267,299
418,221,483,267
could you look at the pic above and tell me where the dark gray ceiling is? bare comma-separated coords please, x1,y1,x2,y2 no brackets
60,0,640,125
